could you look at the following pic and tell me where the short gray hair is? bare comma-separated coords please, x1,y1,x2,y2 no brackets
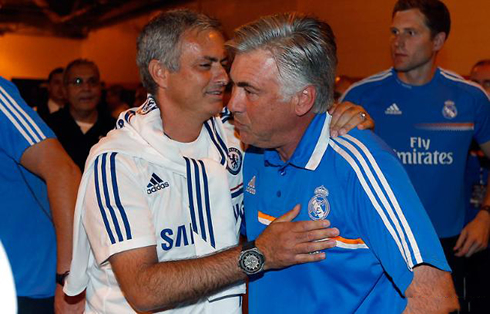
226,12,337,113
136,9,222,95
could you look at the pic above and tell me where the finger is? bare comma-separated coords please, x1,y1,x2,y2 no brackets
295,227,340,242
357,113,375,130
294,252,326,264
453,230,467,251
329,102,352,130
328,102,339,115
456,236,474,257
273,204,301,223
465,243,481,258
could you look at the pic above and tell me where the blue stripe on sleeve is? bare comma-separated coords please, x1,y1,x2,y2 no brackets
110,152,132,240
192,159,207,242
198,160,215,248
184,157,198,233
101,153,124,242
94,156,116,244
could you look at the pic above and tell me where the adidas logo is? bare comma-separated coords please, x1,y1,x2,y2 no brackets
385,103,402,115
147,173,169,195
246,176,256,195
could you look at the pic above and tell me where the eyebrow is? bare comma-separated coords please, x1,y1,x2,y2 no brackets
236,81,261,92
202,56,228,63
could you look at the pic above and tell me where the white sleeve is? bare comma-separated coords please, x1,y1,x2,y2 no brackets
83,152,157,264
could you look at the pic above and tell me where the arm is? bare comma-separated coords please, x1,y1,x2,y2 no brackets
328,101,374,137
110,205,339,312
454,141,490,257
403,265,459,314
20,138,83,312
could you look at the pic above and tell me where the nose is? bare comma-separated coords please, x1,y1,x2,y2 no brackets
215,64,229,87
227,85,242,113
392,34,404,49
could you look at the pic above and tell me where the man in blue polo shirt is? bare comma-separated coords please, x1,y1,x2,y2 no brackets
341,1,490,311
227,12,458,313
0,76,82,313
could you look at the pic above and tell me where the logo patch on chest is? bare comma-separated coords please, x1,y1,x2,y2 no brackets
442,100,457,119
227,147,242,175
308,186,330,220
147,173,169,194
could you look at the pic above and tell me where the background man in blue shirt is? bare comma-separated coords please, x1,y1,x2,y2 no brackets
341,1,490,311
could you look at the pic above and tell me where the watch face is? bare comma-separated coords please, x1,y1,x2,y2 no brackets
240,249,264,274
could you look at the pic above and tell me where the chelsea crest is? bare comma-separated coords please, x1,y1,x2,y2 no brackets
308,186,330,221
227,147,242,175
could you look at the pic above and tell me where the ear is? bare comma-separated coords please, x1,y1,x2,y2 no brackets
148,60,169,89
432,32,446,52
294,85,316,116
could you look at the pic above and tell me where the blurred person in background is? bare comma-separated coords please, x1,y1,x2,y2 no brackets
105,84,130,119
35,67,66,121
47,59,116,171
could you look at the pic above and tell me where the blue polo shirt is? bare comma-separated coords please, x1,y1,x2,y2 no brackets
342,68,490,237
243,113,449,313
0,77,57,298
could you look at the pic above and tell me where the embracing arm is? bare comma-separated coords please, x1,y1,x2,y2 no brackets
403,265,459,314
110,205,339,312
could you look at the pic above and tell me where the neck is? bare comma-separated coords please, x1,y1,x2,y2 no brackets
156,92,207,143
69,106,98,124
275,113,315,162
396,61,437,86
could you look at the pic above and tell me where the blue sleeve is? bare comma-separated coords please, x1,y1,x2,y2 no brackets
473,92,490,145
0,77,55,162
336,132,450,296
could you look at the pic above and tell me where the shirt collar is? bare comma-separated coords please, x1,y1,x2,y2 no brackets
264,113,331,170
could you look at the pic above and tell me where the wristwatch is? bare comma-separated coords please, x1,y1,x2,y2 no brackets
56,271,70,287
238,240,265,276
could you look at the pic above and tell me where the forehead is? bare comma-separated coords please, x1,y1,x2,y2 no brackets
50,72,63,81
67,64,98,78
392,8,429,30
230,49,279,86
471,64,490,79
179,29,226,61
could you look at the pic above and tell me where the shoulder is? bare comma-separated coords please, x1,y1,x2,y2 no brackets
341,69,395,101
329,128,400,175
438,68,490,101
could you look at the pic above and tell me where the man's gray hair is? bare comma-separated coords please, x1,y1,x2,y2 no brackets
227,12,337,113
136,9,222,95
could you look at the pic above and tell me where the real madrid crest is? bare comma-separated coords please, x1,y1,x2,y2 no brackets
227,147,242,175
442,100,457,119
308,186,330,221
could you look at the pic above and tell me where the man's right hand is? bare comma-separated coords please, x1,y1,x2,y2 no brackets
255,204,339,270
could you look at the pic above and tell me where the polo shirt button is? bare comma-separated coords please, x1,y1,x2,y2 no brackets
279,169,286,176
276,191,281,197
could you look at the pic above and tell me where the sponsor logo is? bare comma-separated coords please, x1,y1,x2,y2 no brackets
442,100,457,119
385,103,402,115
395,137,453,165
227,147,242,175
246,176,256,195
308,186,330,221
147,173,169,194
